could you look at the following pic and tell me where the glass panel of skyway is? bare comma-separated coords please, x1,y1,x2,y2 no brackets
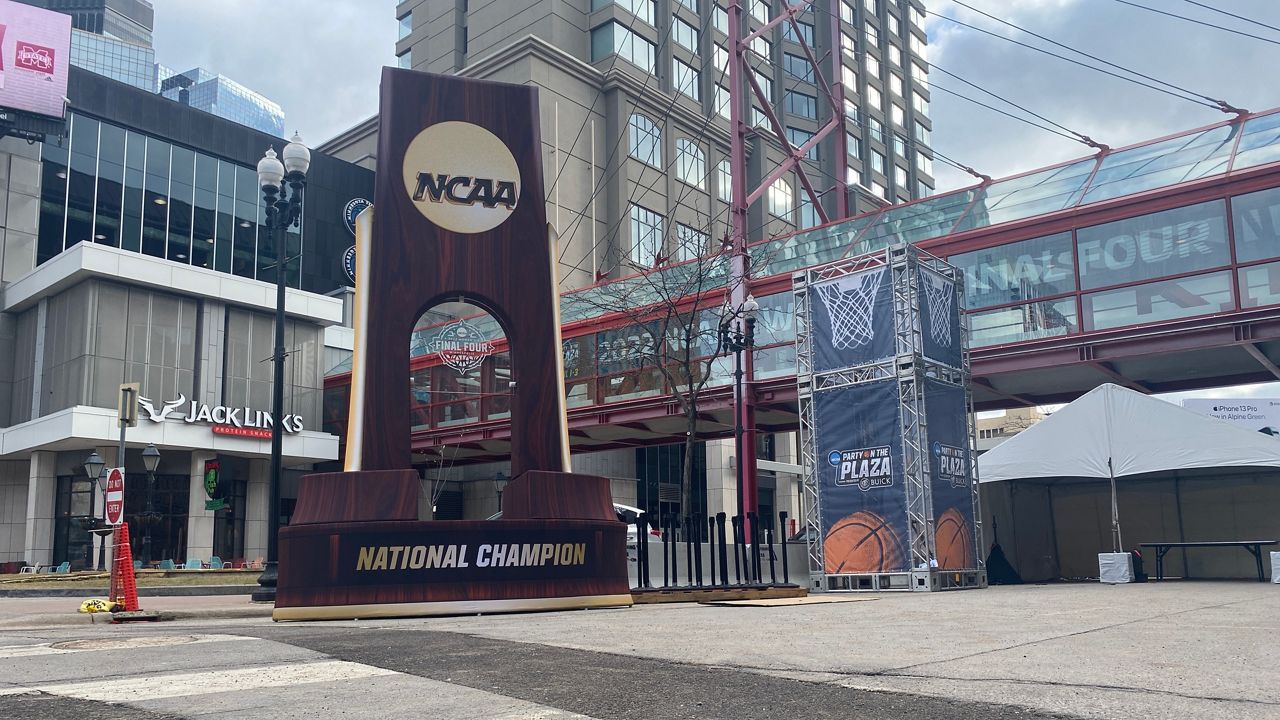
952,158,1096,233
560,254,731,324
1079,123,1237,206
1232,111,1280,172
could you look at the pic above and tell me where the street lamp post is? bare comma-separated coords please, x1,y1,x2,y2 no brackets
494,471,509,512
719,294,759,539
140,443,161,563
82,451,105,570
252,135,309,603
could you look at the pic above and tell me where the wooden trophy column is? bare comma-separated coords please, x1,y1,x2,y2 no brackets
273,69,630,621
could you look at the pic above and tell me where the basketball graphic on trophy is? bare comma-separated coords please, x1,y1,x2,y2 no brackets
823,510,904,573
934,507,974,570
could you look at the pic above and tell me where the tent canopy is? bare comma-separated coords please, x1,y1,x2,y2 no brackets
978,384,1280,483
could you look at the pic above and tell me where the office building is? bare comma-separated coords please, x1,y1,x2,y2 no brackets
0,67,373,570
17,0,154,47
160,68,287,137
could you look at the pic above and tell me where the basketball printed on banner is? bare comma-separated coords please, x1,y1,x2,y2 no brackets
823,510,904,574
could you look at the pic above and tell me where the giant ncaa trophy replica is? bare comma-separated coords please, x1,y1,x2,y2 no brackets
272,70,632,620
795,245,985,592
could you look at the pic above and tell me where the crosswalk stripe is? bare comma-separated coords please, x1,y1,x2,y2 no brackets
2,660,398,702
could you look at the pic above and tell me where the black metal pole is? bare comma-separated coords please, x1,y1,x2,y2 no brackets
716,512,729,585
683,515,693,588
254,183,289,603
693,513,703,587
670,514,680,587
766,525,777,585
732,340,745,540
749,510,762,584
731,515,742,585
144,469,156,563
779,511,790,584
708,515,717,587
661,513,670,588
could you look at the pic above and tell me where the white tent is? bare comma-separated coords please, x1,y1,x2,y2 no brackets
978,384,1280,580
981,383,1280,482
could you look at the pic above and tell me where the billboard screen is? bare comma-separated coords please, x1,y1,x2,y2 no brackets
813,380,911,574
1181,398,1280,438
0,0,71,119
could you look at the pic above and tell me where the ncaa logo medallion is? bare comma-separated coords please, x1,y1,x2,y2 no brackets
402,121,520,234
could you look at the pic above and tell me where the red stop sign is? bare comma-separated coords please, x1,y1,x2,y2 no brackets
104,468,125,526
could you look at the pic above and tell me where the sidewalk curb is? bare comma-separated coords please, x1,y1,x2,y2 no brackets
0,585,258,598
0,604,275,629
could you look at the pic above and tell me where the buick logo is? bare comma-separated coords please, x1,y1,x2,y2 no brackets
401,121,520,234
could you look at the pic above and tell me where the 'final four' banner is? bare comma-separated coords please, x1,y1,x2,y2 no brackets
924,379,976,570
810,267,894,372
813,381,910,574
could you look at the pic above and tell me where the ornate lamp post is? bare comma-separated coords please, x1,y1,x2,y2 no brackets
494,471,509,512
140,443,161,563
719,294,759,528
252,134,309,603
81,450,106,570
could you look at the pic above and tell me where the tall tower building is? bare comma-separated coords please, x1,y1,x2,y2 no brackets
329,0,932,288
23,0,154,46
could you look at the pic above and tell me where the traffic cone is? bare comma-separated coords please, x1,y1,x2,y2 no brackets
110,523,140,612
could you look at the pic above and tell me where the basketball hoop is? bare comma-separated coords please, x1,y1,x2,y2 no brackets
814,269,885,351
920,271,953,347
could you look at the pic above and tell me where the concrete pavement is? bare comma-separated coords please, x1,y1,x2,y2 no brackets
0,582,1273,719
0,594,272,628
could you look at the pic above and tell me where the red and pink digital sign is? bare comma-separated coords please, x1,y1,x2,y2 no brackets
0,0,70,118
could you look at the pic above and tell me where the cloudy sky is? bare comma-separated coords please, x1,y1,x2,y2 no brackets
152,0,1280,405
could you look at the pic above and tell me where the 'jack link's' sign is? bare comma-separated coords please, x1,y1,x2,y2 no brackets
138,395,304,433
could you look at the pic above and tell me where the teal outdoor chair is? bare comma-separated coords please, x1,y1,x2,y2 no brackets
158,559,176,571
54,562,70,574
184,559,202,570
133,560,143,571
208,557,224,570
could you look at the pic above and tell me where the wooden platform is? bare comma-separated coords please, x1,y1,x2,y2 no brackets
631,585,807,604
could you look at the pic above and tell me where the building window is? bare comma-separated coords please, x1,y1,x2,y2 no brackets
629,204,664,267
628,114,662,166
397,50,411,69
676,223,708,260
847,132,861,158
398,12,412,40
894,164,908,187
674,16,699,52
912,62,928,85
871,150,885,174
841,32,856,58
591,21,656,72
786,127,818,160
865,52,880,78
714,44,728,71
842,64,857,89
916,152,933,176
751,35,772,63
893,134,907,156
866,83,882,110
892,103,905,127
915,120,930,145
890,73,903,97
887,13,900,35
841,1,855,25
676,0,699,12
593,0,656,25
713,5,728,33
847,165,861,185
868,116,883,142
784,90,816,119
783,19,814,45
675,138,707,189
752,67,773,101
918,180,932,197
768,178,793,220
716,159,732,201
887,44,901,67
673,58,701,100
782,53,814,83
864,0,878,13
909,5,924,27
715,84,730,118
750,0,770,23
798,196,819,229
913,90,929,115
871,180,886,199
864,21,879,47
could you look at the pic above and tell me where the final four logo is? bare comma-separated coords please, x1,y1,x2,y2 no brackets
829,446,893,491
429,320,494,375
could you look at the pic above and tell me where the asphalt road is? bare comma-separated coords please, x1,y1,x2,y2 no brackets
0,619,1078,720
